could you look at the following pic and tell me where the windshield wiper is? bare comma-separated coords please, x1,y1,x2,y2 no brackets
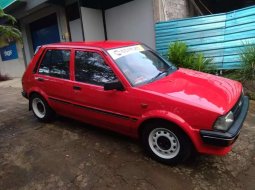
149,66,176,83
150,70,168,83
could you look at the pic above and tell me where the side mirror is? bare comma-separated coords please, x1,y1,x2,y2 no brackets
104,81,125,91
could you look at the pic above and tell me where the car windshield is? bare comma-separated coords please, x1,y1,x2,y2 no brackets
107,45,176,86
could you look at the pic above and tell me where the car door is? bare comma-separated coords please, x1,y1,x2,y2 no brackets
34,48,75,116
71,49,137,134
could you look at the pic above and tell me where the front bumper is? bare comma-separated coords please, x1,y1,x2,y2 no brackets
200,96,249,147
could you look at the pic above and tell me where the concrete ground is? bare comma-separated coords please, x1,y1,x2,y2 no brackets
0,78,22,88
0,80,255,190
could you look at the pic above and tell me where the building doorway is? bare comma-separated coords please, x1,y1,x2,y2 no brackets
29,13,61,51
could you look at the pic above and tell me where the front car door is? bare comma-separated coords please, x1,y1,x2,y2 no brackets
71,49,137,135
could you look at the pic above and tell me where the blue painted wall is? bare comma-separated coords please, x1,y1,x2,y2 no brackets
155,6,255,70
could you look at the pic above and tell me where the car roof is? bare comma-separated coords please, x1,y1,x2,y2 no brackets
42,41,140,50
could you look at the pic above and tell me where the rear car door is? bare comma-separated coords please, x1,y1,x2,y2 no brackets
34,48,74,115
71,49,137,134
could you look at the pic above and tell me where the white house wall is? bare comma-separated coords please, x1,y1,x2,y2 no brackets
80,7,105,41
105,0,155,48
0,43,25,77
69,19,84,41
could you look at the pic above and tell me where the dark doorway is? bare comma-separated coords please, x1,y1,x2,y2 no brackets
197,0,255,14
30,13,60,51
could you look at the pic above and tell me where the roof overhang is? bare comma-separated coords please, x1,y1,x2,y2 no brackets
0,0,26,11
48,0,134,10
0,0,16,9
80,0,134,10
195,0,255,14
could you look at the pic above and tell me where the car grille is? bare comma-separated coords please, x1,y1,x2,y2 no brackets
231,93,244,119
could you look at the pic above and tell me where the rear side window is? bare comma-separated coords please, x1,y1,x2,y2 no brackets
38,49,70,79
75,51,117,86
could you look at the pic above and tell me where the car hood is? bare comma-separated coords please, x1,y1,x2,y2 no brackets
139,68,242,114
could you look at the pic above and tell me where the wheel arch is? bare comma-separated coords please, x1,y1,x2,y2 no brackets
138,118,189,140
28,88,49,110
137,114,199,151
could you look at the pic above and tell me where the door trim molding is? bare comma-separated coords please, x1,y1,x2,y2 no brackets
48,97,138,121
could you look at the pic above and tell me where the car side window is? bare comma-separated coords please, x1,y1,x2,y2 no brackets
75,51,117,86
38,49,70,79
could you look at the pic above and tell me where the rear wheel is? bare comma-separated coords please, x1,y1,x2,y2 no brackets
30,94,55,122
141,121,192,165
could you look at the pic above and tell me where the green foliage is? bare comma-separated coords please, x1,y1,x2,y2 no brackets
0,9,16,24
222,70,242,81
247,91,255,100
167,41,188,67
192,53,215,72
222,43,255,100
239,42,255,82
167,41,215,73
0,9,22,46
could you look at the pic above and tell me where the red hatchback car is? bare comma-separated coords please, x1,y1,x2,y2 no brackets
22,41,249,164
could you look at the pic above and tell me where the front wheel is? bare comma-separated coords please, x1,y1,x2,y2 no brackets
30,94,55,122
141,121,192,165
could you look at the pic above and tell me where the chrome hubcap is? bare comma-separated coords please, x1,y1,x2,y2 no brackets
148,128,180,159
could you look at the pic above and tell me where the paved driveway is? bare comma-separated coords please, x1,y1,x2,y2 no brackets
0,85,255,190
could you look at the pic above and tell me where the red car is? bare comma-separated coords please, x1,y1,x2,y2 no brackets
22,41,249,164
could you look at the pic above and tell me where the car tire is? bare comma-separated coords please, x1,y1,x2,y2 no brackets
141,121,192,165
30,94,55,122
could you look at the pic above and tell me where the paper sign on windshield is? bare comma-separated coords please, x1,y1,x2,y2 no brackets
108,45,144,60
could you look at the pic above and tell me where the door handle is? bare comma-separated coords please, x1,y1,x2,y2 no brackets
36,77,44,82
73,86,82,91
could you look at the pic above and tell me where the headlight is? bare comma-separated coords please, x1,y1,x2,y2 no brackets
213,111,234,131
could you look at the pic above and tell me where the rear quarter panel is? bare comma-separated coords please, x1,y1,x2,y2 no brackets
22,47,45,94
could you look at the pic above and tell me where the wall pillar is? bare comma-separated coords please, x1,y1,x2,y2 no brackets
153,0,194,22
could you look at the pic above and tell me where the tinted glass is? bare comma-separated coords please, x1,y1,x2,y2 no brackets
75,51,117,85
38,49,70,79
38,50,51,75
